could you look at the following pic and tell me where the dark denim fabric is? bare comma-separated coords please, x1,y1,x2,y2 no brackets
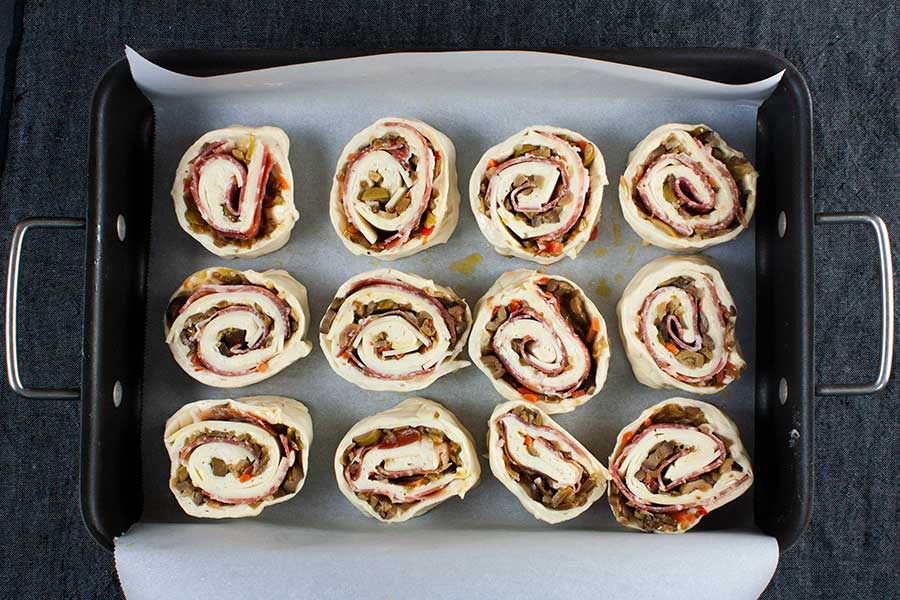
0,1,895,598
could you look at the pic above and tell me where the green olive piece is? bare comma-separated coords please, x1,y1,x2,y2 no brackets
360,186,391,202
210,457,228,477
676,349,706,368
423,211,437,228
727,157,755,179
514,144,539,157
375,299,396,310
582,143,595,167
352,429,383,447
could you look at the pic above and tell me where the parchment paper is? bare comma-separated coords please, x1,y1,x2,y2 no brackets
117,48,781,598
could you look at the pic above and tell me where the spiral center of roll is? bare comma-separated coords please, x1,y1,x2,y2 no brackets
198,157,246,217
635,133,742,236
491,302,590,395
639,278,731,383
189,138,275,239
175,420,293,504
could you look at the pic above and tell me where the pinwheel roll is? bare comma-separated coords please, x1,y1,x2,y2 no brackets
469,126,607,264
469,270,610,414
608,398,753,533
319,269,471,391
335,397,480,522
617,255,745,393
330,117,460,260
488,401,610,523
165,267,312,387
164,396,312,519
619,123,758,251
172,126,299,258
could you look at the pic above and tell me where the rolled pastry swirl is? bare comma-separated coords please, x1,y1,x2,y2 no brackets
172,126,299,258
617,255,745,393
469,270,610,414
165,267,312,387
335,397,480,522
608,398,753,533
469,126,607,264
330,117,460,260
319,269,471,391
488,401,610,523
164,396,312,518
619,123,757,251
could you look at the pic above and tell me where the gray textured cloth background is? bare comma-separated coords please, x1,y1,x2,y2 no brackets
0,1,895,598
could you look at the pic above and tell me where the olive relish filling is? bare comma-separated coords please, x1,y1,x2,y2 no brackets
478,136,595,257
172,423,305,509
340,426,463,520
501,406,597,511
609,403,744,532
339,134,441,250
629,127,754,238
183,140,289,248
480,277,602,404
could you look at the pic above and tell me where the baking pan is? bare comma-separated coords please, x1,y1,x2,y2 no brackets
4,48,893,552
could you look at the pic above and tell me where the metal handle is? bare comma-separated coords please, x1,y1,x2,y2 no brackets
5,217,85,399
815,212,894,396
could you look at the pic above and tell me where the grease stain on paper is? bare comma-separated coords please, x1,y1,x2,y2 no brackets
595,277,610,297
613,223,622,246
450,253,483,275
594,246,608,257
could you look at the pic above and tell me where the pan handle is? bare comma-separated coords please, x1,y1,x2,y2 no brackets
5,217,85,399
814,212,894,396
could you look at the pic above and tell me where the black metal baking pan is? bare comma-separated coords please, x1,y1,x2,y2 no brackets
5,48,892,552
